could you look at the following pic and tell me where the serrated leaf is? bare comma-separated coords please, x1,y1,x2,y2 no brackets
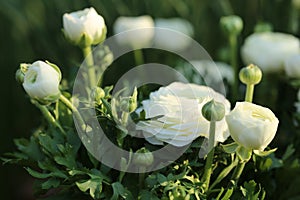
14,136,44,161
240,180,265,200
111,182,134,200
76,178,103,199
41,178,60,190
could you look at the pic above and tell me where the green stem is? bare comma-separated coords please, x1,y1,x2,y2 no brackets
229,34,238,101
208,157,239,191
82,46,96,88
31,100,66,134
229,82,254,186
59,95,86,132
245,84,254,102
201,121,216,191
230,161,246,186
138,166,146,190
133,49,144,66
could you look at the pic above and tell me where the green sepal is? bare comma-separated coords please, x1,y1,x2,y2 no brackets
236,146,252,162
35,92,61,105
222,142,239,154
253,148,277,157
92,26,107,45
45,60,62,81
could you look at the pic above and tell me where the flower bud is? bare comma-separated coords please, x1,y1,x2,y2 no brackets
220,15,243,36
120,87,138,113
239,64,262,85
201,99,225,122
63,7,107,47
226,102,279,151
22,61,62,105
133,147,154,167
91,86,105,105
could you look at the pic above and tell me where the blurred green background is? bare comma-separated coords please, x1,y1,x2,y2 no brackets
0,0,297,199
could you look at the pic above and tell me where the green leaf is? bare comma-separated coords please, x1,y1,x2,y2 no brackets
41,178,60,190
25,167,68,179
222,142,239,154
54,144,77,169
38,134,60,155
111,182,134,200
240,180,265,200
14,136,44,161
76,178,103,199
282,144,295,161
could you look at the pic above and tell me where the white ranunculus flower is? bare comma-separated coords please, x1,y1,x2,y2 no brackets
22,61,61,104
154,18,194,51
226,102,279,151
241,32,300,73
284,54,300,78
63,7,106,46
136,82,231,147
113,15,154,48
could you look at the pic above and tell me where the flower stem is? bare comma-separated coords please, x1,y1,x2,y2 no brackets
138,166,146,190
229,34,238,101
208,157,239,191
201,121,216,191
230,161,246,186
133,49,144,66
31,100,66,134
59,94,86,132
245,84,254,103
230,81,254,186
82,45,96,88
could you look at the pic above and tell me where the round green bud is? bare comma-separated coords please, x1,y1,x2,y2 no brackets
91,87,105,104
220,15,243,36
133,147,154,167
239,64,262,85
202,99,225,122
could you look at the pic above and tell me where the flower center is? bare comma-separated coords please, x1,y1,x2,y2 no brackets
251,111,270,121
26,70,38,84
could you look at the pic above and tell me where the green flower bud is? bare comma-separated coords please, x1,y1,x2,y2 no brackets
220,15,243,36
91,86,105,105
239,64,262,85
133,147,154,167
120,87,138,113
202,99,225,122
